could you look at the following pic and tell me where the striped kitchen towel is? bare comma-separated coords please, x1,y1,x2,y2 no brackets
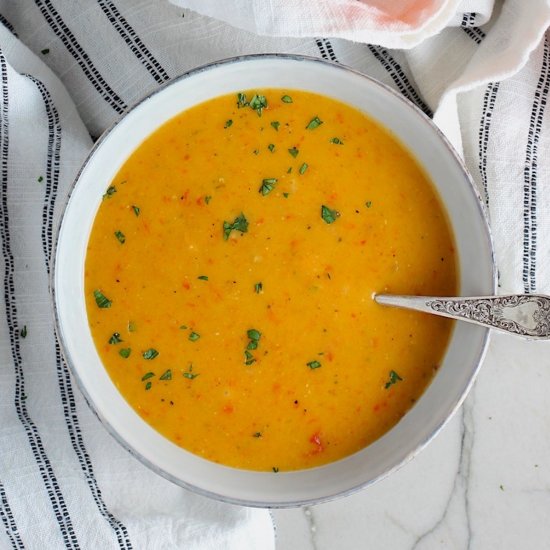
0,0,549,548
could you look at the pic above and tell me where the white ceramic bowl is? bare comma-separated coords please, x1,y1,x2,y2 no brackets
53,54,495,507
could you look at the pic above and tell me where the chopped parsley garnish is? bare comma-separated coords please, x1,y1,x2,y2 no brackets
249,94,267,116
254,282,263,294
272,467,279,473
286,167,292,174
141,372,155,381
247,329,261,342
179,325,188,330
306,116,323,130
329,137,344,145
299,163,308,175
365,200,372,208
244,350,256,365
197,275,209,281
283,192,289,198
281,95,293,103
37,176,43,183
307,360,322,369
102,185,116,199
223,213,249,240
114,230,125,244
270,121,280,131
159,369,172,381
253,432,262,438
128,320,137,332
189,331,200,342
204,195,212,204
132,205,140,216
20,325,27,338
183,365,199,380
108,332,123,345
145,382,152,391
142,348,159,360
224,119,233,129
41,48,50,55
321,205,339,224
268,143,275,153
288,147,299,158
119,348,131,359
385,370,403,389
93,289,112,308
259,178,277,196
237,92,248,108
253,149,259,155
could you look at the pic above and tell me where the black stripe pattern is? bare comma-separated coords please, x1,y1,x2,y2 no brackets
477,81,500,206
0,52,79,550
97,0,170,85
367,45,433,118
523,37,550,293
461,12,485,44
0,14,17,37
34,0,127,114
0,480,24,550
26,74,133,549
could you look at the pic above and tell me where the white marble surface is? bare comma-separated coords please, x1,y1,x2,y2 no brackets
272,333,550,549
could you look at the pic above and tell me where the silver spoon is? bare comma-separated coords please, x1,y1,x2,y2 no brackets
374,294,550,339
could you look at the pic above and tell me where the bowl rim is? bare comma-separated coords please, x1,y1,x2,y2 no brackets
51,53,497,508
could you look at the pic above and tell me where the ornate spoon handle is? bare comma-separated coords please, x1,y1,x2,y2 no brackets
374,294,550,339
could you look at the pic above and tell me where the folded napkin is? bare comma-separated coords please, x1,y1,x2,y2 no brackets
1,0,549,548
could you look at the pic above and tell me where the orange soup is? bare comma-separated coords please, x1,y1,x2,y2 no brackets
85,89,456,472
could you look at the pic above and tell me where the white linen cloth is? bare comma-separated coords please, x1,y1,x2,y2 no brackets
0,0,549,548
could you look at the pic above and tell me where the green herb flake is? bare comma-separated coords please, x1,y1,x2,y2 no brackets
286,167,292,174
108,332,123,345
20,325,27,338
329,137,344,145
37,176,44,183
253,149,259,155
179,325,188,330
281,95,293,104
114,230,125,244
102,185,116,200
270,121,280,131
93,289,112,309
119,348,131,359
283,192,289,198
244,350,256,365
132,205,140,216
365,200,372,208
237,92,248,108
204,195,212,204
224,119,233,129
223,212,249,240
128,320,137,332
159,369,172,381
321,205,339,224
198,275,209,281
272,467,279,473
259,178,277,196
41,48,50,55
268,143,275,153
253,432,262,438
141,372,155,381
183,371,199,380
254,282,263,294
306,116,323,130
249,94,268,116
299,163,308,175
288,147,299,158
189,331,200,342
145,381,152,391
247,340,258,351
307,360,322,370
142,348,159,360
247,329,261,342
385,370,403,389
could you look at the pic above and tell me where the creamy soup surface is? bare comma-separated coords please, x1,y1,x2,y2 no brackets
85,89,457,472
